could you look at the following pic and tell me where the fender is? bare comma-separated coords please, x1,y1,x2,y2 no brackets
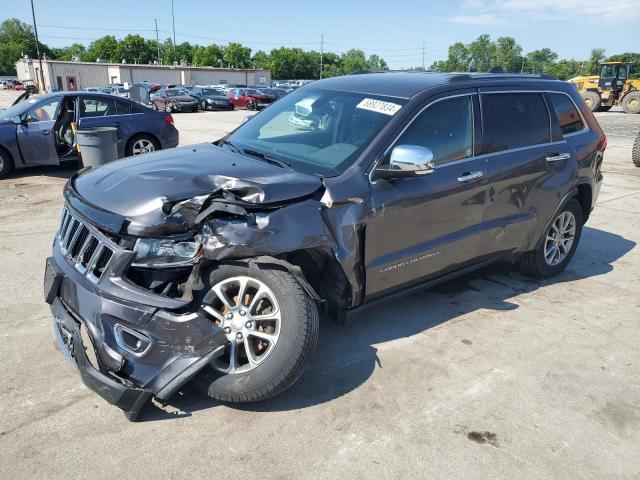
532,187,578,250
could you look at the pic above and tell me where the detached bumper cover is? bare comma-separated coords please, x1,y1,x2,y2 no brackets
46,254,226,420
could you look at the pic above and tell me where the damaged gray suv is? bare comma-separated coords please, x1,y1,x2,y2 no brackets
45,72,605,419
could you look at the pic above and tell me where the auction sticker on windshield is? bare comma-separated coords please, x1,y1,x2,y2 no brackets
356,98,402,116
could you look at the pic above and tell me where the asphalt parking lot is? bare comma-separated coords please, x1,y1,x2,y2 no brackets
0,89,639,479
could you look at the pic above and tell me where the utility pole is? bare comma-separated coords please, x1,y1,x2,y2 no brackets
154,18,161,64
30,0,46,91
171,0,177,64
422,41,425,71
319,33,324,79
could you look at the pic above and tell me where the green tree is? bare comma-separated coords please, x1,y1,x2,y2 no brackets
495,37,523,73
85,35,119,62
341,49,369,73
51,43,87,61
544,59,583,80
115,34,154,64
467,34,496,72
251,50,270,69
0,18,50,75
583,48,606,75
193,44,224,67
525,48,558,73
175,42,195,64
224,42,251,68
368,54,388,71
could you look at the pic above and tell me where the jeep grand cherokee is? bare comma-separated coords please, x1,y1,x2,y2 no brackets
44,72,605,420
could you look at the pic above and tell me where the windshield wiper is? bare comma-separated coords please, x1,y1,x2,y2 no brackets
220,139,291,170
242,148,292,170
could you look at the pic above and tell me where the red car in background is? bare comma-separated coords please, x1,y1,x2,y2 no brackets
227,87,275,110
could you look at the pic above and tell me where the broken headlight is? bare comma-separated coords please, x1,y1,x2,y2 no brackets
132,238,201,268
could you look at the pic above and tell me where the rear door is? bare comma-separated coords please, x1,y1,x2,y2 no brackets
16,96,62,166
77,96,131,154
365,91,488,297
478,89,573,255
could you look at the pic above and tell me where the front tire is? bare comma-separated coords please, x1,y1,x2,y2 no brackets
518,198,583,278
195,264,319,403
583,91,601,112
201,100,207,111
622,92,640,114
0,148,13,179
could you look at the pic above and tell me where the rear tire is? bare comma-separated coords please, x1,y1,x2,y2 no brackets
0,148,13,179
518,199,583,278
622,92,640,114
195,264,319,403
125,134,160,156
201,100,207,111
583,91,601,112
633,131,640,167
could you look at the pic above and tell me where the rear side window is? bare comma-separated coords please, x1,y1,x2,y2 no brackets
481,93,550,154
547,93,584,135
394,95,474,165
115,100,130,115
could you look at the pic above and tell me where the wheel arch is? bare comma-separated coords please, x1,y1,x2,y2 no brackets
575,183,592,222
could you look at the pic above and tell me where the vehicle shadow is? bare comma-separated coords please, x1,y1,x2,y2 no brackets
3,164,78,180
140,226,635,420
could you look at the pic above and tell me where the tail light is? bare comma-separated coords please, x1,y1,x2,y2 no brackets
163,114,174,125
598,135,607,151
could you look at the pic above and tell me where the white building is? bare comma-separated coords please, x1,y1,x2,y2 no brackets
15,58,271,91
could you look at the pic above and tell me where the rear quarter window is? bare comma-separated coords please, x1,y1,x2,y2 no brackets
481,93,550,154
546,92,585,135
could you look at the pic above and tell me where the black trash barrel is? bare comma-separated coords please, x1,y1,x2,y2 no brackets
76,127,118,168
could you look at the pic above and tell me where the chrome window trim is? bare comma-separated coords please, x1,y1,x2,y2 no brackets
369,92,476,183
369,88,589,183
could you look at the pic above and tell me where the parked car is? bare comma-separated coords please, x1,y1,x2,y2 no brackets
110,86,130,98
44,72,605,420
227,87,274,110
150,88,198,112
260,87,290,100
0,92,179,178
188,87,234,110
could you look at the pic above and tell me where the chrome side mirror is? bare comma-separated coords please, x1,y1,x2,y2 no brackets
376,145,435,179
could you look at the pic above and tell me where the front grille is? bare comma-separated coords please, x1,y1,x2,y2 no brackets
58,207,116,284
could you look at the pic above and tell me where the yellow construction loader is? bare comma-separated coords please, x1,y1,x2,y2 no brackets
570,62,640,114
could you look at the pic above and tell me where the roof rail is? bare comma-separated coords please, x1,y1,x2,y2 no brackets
448,73,557,82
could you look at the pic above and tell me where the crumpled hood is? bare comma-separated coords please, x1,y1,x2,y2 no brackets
73,143,323,235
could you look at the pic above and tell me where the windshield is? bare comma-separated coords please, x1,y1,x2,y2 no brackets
203,89,224,96
0,95,51,120
245,89,262,95
166,90,183,97
227,88,407,177
601,64,629,79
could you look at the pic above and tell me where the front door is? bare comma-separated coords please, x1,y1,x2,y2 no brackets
16,96,62,166
365,92,488,298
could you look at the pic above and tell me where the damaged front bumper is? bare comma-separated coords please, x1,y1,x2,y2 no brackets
45,244,227,420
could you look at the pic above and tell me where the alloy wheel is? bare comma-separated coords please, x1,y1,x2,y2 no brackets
202,276,281,374
131,139,155,155
544,211,576,266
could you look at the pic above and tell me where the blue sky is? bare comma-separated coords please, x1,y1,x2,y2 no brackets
3,0,639,68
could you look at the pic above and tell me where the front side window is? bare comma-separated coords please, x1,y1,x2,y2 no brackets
390,95,474,166
547,93,584,135
25,97,61,122
227,88,407,176
481,93,550,154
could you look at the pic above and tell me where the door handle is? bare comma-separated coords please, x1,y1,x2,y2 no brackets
546,153,571,162
457,171,483,182
41,130,51,135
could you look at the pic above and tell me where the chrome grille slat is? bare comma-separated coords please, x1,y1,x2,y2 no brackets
57,207,116,284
